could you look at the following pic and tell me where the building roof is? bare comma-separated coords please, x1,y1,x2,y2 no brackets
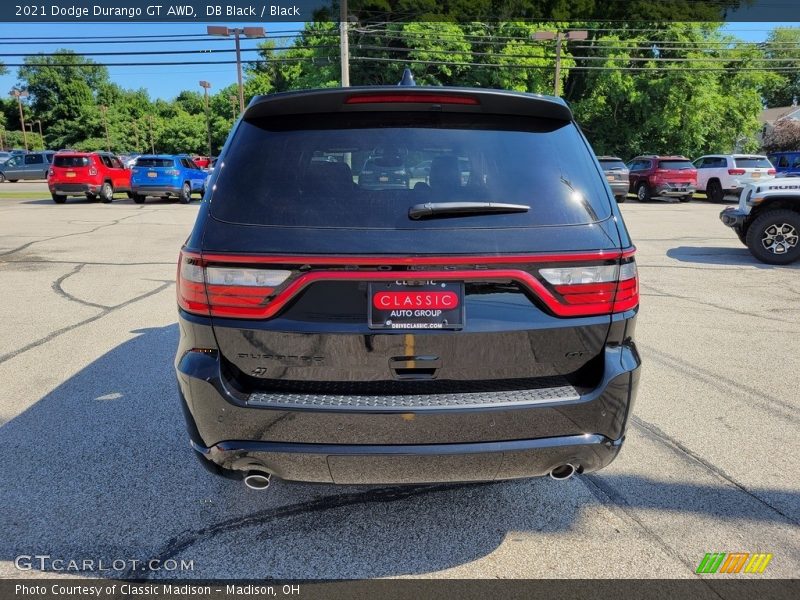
759,106,800,125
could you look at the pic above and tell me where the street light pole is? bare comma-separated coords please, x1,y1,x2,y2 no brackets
207,26,265,113
199,80,213,158
532,30,588,97
99,105,111,151
10,89,29,151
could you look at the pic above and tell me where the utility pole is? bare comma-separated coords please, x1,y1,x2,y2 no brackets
35,120,44,149
532,30,588,97
199,80,213,158
207,26,265,112
25,123,35,149
340,0,350,87
99,105,111,151
10,89,29,151
147,116,155,154
229,95,238,122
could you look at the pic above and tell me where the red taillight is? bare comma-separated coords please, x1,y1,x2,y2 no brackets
345,93,479,105
728,169,746,175
768,169,777,175
177,250,291,317
48,168,54,177
541,258,638,314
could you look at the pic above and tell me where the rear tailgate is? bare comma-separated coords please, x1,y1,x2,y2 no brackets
190,89,632,392
656,159,696,185
50,155,94,182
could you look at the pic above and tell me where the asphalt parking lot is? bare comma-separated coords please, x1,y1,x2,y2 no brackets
0,184,798,580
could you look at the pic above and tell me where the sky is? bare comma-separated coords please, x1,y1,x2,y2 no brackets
0,22,795,101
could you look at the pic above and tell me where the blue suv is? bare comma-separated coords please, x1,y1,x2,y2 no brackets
130,154,206,204
767,151,800,176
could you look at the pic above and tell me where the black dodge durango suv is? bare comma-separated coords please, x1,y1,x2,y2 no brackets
175,86,641,489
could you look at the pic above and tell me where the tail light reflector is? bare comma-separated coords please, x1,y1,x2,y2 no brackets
767,169,777,175
728,169,746,175
177,251,291,317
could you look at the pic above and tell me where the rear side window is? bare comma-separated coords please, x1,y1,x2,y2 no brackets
599,159,626,170
658,160,694,170
734,157,772,168
135,157,174,168
53,155,90,168
211,113,612,229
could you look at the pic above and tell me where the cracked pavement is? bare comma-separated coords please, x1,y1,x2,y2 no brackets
0,188,798,580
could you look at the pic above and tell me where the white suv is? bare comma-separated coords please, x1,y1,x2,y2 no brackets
693,154,776,203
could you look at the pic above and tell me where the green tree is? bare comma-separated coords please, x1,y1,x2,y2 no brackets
763,28,800,108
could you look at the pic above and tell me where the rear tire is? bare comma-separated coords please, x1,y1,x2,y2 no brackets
99,181,113,203
615,195,626,204
679,195,692,203
706,179,724,203
179,181,191,204
85,193,97,201
636,183,651,202
51,193,66,204
745,209,800,265
0,172,6,183
132,193,145,204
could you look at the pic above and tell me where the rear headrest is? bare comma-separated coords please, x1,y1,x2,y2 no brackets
303,161,354,195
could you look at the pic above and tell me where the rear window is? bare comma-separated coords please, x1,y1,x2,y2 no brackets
53,155,90,168
734,157,772,169
211,113,611,229
135,157,174,168
598,159,627,170
658,160,694,170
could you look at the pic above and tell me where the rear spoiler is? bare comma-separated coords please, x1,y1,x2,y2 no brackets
243,86,573,122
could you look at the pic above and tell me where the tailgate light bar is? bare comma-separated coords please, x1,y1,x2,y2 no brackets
177,249,638,319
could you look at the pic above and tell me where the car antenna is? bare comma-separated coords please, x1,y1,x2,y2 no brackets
398,68,416,86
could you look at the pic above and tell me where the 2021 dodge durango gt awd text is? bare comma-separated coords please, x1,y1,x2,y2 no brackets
175,87,641,489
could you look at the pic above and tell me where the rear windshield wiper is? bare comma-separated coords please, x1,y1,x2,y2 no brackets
408,201,530,220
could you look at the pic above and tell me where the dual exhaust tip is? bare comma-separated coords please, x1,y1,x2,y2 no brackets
243,464,577,488
243,470,271,490
549,464,577,481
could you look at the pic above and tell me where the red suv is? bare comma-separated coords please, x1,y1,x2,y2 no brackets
627,155,697,202
48,151,132,204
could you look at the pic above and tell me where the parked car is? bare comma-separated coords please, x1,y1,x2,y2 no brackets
766,151,800,177
0,151,55,182
627,155,697,202
175,86,641,489
47,151,132,203
130,154,206,204
693,154,776,203
720,177,800,264
357,151,410,190
597,156,630,203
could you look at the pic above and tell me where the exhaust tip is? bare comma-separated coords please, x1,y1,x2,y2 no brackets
244,471,271,490
549,464,577,481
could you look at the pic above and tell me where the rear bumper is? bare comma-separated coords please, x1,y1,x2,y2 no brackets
654,183,696,197
50,182,100,195
176,315,640,483
131,183,184,196
191,434,624,484
609,181,629,196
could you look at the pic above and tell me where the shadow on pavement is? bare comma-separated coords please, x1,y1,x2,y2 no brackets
1,325,797,578
666,246,800,268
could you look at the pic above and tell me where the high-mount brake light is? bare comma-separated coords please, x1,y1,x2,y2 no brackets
177,251,292,317
345,94,480,105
